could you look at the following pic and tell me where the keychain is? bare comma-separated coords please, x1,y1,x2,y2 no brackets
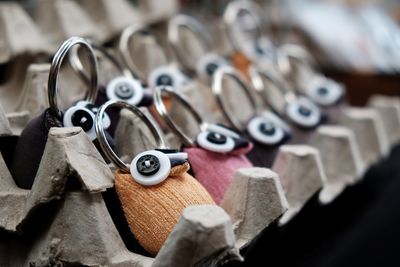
211,65,290,167
223,0,278,75
168,14,230,82
249,64,322,144
95,100,214,256
10,37,111,189
68,40,152,134
279,44,345,107
119,24,189,91
277,45,346,123
153,86,253,204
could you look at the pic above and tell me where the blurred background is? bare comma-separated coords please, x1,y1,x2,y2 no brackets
2,0,400,106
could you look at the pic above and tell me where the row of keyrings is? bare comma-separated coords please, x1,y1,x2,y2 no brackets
1,1,400,266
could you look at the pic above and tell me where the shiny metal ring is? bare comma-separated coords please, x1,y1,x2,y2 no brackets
168,14,212,71
223,0,264,52
119,24,167,82
248,65,291,95
48,37,98,119
153,86,206,147
280,44,317,67
95,100,166,172
248,65,297,110
211,66,257,130
68,40,133,85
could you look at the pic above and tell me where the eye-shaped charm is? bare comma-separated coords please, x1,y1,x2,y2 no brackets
76,101,111,129
63,105,97,140
106,76,144,106
196,53,229,80
287,97,321,128
148,65,188,90
130,150,171,186
65,101,111,140
307,77,344,106
242,37,276,62
206,123,240,139
196,130,236,153
247,116,285,145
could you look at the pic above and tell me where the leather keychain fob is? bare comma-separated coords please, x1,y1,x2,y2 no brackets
95,100,214,256
154,86,253,204
68,41,152,135
212,66,291,167
11,37,112,189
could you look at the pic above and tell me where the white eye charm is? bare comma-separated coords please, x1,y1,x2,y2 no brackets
307,77,344,106
130,150,171,186
63,105,96,140
247,116,285,145
106,76,144,106
196,53,229,80
64,101,111,140
287,97,321,128
76,100,111,129
242,37,276,63
148,65,188,90
196,131,235,153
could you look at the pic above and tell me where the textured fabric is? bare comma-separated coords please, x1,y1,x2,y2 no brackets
232,52,251,78
10,109,62,189
115,162,215,256
244,133,290,168
184,145,253,204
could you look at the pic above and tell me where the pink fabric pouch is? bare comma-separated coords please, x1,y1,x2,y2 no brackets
184,142,253,204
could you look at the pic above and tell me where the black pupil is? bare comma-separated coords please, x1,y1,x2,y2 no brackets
254,42,264,55
71,109,93,132
136,154,160,176
259,122,276,136
156,74,173,86
115,82,134,99
317,87,329,96
206,63,219,76
298,106,312,117
206,132,227,144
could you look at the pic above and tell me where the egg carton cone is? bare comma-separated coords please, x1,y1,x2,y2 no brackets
272,145,327,224
221,167,288,248
0,2,51,64
368,94,400,145
31,0,100,51
339,107,390,166
73,0,141,43
0,56,41,113
314,125,365,204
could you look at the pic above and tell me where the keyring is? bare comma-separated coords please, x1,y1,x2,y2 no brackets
153,86,207,147
119,24,168,82
68,40,134,85
223,0,264,52
48,37,98,119
95,100,165,172
248,65,296,109
211,65,258,131
279,44,317,70
249,66,321,127
168,14,213,71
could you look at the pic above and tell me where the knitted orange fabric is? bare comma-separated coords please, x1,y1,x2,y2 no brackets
115,162,215,256
232,52,252,79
